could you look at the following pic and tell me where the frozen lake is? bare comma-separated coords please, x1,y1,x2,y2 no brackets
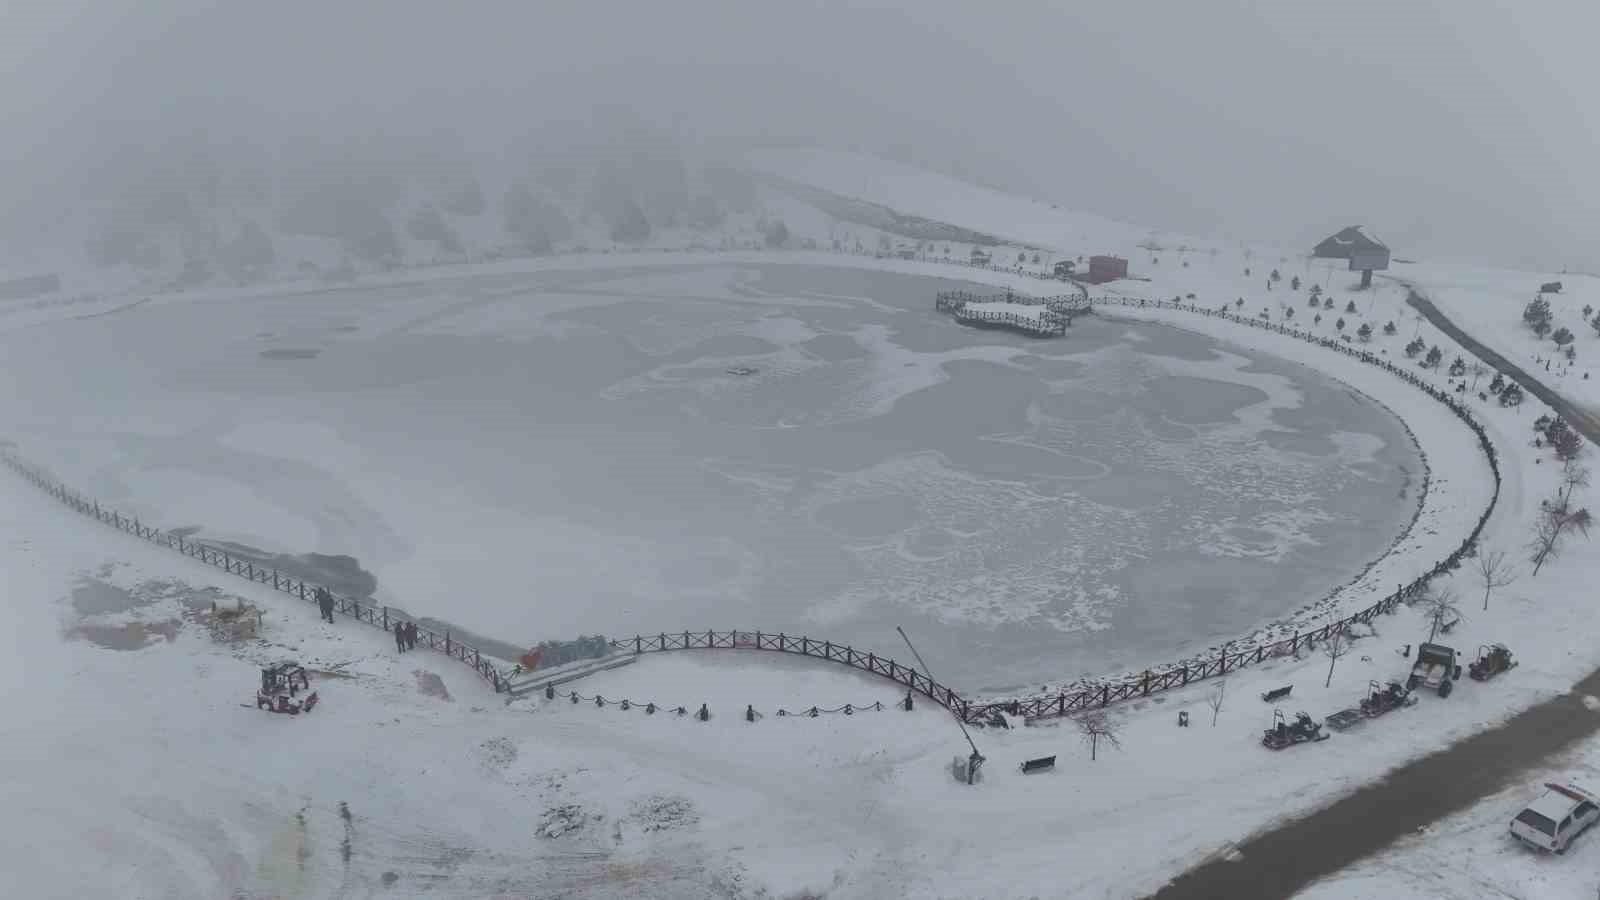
2,264,1420,692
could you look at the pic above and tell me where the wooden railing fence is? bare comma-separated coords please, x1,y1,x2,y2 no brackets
0,453,509,694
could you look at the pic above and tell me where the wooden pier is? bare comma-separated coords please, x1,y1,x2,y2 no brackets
934,290,1091,337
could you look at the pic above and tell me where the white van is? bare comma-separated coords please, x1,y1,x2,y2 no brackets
1510,782,1600,853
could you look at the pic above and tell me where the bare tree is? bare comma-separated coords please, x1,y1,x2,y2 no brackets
1421,584,1462,643
1323,625,1352,687
1076,710,1123,761
1473,547,1517,611
1560,460,1591,508
1469,361,1489,392
1530,491,1595,577
1529,507,1563,576
1206,679,1227,726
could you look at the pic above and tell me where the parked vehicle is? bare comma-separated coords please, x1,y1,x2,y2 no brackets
1469,644,1517,681
1407,642,1462,697
1511,783,1600,853
1359,680,1416,718
1261,709,1328,750
256,662,319,715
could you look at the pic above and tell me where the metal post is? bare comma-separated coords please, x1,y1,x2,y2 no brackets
897,626,982,776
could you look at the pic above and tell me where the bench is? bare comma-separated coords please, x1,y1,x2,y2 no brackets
1020,755,1056,774
1261,685,1293,703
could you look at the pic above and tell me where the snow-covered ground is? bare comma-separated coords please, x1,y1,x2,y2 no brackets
1298,730,1600,900
1396,261,1600,407
9,150,1600,897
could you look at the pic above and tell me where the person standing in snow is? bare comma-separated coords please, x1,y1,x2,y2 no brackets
404,621,418,651
394,620,407,653
315,587,335,623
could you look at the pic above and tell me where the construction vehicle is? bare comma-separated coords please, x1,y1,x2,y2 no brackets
1469,643,1517,681
1261,709,1329,750
1406,642,1462,697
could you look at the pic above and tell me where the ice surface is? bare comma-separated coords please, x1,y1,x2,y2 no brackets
0,264,1420,692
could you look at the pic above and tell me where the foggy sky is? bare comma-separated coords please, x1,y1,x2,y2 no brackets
4,0,1594,268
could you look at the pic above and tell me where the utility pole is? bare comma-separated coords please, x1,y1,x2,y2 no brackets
898,626,984,784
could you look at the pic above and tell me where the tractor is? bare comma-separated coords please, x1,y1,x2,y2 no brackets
1359,680,1416,718
1406,642,1462,697
256,662,318,715
1469,643,1517,681
1261,709,1329,750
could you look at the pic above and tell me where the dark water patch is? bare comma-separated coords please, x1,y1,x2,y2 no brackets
1009,355,1088,381
1258,428,1337,456
812,494,923,540
802,332,866,361
260,348,322,360
71,579,142,615
660,334,779,364
201,541,378,598
70,619,180,650
1144,376,1267,425
405,616,528,664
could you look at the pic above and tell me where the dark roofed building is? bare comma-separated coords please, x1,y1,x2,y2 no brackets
1312,226,1387,260
1084,255,1128,284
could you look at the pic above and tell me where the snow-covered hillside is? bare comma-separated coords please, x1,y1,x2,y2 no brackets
749,148,1156,254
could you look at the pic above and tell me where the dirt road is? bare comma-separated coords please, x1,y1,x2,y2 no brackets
1150,286,1600,899
1406,286,1600,443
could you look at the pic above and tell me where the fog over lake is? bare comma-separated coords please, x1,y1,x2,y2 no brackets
1,265,1419,691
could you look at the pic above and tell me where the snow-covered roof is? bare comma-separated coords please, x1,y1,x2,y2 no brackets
1526,783,1596,820
1315,226,1387,253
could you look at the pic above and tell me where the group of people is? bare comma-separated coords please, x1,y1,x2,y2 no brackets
311,583,421,655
